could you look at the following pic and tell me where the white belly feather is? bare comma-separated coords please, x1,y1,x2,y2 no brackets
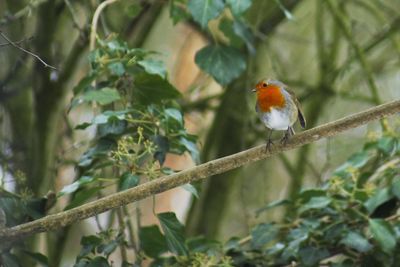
260,108,292,130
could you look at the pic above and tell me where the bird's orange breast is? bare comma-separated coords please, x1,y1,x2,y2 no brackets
256,85,286,112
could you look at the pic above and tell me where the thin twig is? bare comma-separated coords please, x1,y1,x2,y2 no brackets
0,99,399,245
0,31,56,69
0,36,34,47
90,0,119,51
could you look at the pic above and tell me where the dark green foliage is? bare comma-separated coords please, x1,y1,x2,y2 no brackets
67,132,400,266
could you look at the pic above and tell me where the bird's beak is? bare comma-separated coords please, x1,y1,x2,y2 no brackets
251,88,256,93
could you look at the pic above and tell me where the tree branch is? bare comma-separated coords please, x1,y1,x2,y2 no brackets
0,31,56,69
0,99,399,245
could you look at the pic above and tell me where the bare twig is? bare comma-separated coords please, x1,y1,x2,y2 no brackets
0,100,399,245
90,0,119,51
0,36,34,47
0,31,56,69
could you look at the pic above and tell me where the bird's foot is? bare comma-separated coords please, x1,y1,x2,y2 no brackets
265,139,274,152
280,132,290,145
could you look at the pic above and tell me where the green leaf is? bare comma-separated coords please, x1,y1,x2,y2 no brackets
153,135,170,165
187,236,220,253
340,231,372,253
86,257,110,267
81,87,121,105
334,151,371,174
65,186,103,210
134,73,181,104
119,172,139,191
298,189,326,202
58,176,94,197
1,253,20,267
251,223,279,249
98,117,127,137
377,136,397,155
157,212,188,256
188,0,224,28
92,110,129,124
165,108,183,124
256,199,291,216
182,183,199,199
107,62,125,76
79,235,103,257
226,0,252,16
22,251,49,266
170,0,190,24
299,196,331,213
73,73,97,94
125,3,142,18
139,225,168,258
391,178,400,199
180,137,199,164
274,0,294,20
298,246,329,266
233,19,255,54
364,187,392,214
219,18,243,48
195,44,246,85
138,59,167,78
368,218,396,253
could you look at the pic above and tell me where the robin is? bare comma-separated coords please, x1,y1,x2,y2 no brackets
252,79,306,150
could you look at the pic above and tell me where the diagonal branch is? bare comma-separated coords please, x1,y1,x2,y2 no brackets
0,31,56,69
0,99,399,245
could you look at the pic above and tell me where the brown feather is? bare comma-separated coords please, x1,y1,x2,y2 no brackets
286,89,306,129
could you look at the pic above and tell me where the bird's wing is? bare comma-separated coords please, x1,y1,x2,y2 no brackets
286,88,306,129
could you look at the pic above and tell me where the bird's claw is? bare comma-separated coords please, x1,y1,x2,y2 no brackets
280,133,290,145
265,139,274,152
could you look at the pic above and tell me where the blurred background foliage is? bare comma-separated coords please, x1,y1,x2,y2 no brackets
0,0,399,266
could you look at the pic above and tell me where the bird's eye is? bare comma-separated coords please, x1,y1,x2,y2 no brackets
262,83,267,87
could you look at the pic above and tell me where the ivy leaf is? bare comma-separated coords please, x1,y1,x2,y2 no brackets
125,3,142,18
195,44,246,85
180,137,199,164
157,212,188,256
139,225,168,258
251,223,279,249
65,186,103,210
138,59,167,78
164,108,183,124
340,231,372,253
81,87,121,105
86,256,110,267
107,62,125,76
1,252,20,267
233,20,256,54
274,0,294,20
256,199,291,216
182,183,199,199
377,136,397,155
188,0,224,28
298,246,330,266
299,196,331,213
170,0,190,24
118,172,139,191
226,0,252,16
73,73,96,94
58,176,94,197
98,117,127,137
364,187,392,214
153,135,169,165
134,73,181,104
368,219,396,253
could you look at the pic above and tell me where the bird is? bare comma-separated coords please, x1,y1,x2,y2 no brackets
252,79,306,150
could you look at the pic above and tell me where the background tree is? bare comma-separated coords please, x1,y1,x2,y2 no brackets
0,0,399,266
